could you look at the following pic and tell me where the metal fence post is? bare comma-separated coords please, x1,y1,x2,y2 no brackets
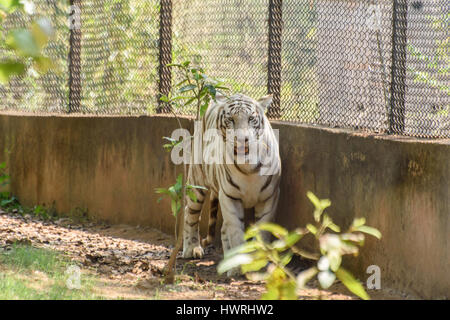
157,0,173,113
68,0,82,113
267,0,283,119
388,0,408,134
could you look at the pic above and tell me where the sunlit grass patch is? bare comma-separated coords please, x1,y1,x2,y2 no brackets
0,244,100,300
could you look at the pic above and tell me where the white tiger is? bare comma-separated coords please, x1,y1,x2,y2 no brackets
182,93,281,275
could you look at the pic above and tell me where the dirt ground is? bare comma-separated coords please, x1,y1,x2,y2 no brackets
0,211,412,300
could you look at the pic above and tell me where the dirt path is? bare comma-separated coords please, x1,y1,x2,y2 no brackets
0,211,409,300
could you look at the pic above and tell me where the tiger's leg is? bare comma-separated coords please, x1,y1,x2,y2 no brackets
182,187,206,259
219,191,244,276
254,187,280,242
201,192,219,247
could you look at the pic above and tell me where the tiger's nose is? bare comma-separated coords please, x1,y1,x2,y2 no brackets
233,136,249,145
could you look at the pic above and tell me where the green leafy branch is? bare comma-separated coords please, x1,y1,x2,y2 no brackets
218,191,381,300
156,173,207,217
0,0,56,83
156,60,229,283
161,60,229,118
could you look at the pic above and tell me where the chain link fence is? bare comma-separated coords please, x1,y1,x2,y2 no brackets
0,0,448,138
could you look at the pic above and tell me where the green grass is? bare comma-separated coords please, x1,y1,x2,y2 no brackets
0,244,101,300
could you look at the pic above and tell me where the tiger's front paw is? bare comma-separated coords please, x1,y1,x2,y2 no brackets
182,245,204,259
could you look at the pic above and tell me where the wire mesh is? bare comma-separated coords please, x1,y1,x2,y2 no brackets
404,0,449,137
79,0,160,114
0,0,447,138
172,0,269,116
282,0,394,133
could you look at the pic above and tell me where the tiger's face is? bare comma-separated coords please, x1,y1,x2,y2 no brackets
217,94,273,157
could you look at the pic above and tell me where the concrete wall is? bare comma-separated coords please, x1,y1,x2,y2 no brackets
0,113,190,234
0,112,448,298
272,122,449,299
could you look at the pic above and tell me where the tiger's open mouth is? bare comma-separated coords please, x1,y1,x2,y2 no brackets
233,143,250,156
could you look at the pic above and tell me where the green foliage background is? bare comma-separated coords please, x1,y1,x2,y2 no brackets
0,0,69,112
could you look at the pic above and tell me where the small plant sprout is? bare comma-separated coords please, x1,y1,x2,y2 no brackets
156,174,207,218
161,61,229,119
155,60,229,283
218,191,381,300
161,137,183,153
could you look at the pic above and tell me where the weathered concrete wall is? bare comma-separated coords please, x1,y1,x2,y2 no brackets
0,113,192,234
272,122,449,299
0,112,448,298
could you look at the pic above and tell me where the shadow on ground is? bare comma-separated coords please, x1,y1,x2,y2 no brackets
0,212,410,300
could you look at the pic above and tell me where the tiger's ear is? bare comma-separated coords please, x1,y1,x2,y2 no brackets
258,94,273,112
214,91,228,103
